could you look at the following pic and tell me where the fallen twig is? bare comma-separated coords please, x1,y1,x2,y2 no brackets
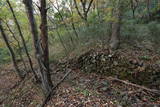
121,89,143,95
108,77,160,95
41,69,72,107
132,103,160,107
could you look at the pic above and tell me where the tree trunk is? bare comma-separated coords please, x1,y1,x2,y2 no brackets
109,20,121,50
39,0,53,88
109,2,122,50
23,0,53,95
0,20,24,79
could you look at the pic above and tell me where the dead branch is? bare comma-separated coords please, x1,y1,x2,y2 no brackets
108,77,160,95
121,89,143,95
132,103,160,107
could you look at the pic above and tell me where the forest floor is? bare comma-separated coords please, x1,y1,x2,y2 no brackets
0,43,160,107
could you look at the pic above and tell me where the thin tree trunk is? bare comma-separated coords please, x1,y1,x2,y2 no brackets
0,20,24,79
69,4,79,40
6,0,38,80
56,29,68,56
5,21,27,70
146,0,151,20
48,17,68,55
71,22,79,39
49,0,75,46
130,0,135,19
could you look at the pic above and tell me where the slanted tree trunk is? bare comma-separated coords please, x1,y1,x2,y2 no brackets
48,17,68,55
6,0,38,80
109,2,122,50
69,2,79,39
4,21,27,70
23,0,53,95
0,20,24,79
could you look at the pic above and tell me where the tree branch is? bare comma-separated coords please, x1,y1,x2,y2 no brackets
73,0,84,20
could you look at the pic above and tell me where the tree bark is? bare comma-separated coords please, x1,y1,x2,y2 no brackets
0,20,24,79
